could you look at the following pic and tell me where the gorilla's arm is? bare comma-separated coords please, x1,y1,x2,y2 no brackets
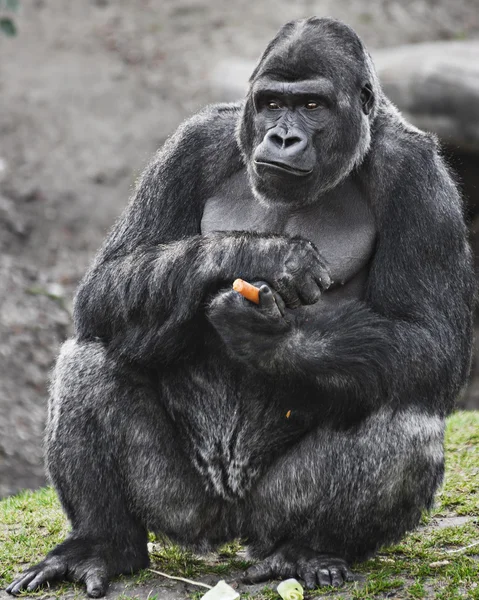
73,107,240,364
71,108,251,363
74,106,326,365
209,136,474,416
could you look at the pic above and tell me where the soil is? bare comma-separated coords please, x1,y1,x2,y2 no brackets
1,0,478,498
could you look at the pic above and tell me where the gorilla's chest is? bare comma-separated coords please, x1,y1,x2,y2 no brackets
201,169,376,287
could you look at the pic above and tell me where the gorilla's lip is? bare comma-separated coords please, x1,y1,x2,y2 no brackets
254,160,313,177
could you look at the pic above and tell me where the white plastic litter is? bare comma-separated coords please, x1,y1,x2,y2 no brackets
200,580,240,600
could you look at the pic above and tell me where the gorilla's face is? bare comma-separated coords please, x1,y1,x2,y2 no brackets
238,18,377,206
252,78,335,178
251,77,373,184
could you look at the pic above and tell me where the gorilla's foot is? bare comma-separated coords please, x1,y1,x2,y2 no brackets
242,544,355,590
6,536,149,598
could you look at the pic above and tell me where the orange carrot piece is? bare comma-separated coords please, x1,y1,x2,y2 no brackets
232,278,261,304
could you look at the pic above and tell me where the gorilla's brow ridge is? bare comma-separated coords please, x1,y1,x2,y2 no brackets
252,78,336,98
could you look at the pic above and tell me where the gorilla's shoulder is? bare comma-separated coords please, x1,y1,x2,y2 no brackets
362,100,459,222
176,102,244,142
155,102,245,180
368,100,441,179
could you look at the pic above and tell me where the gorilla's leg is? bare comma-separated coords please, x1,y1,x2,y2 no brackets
7,339,223,598
242,408,445,589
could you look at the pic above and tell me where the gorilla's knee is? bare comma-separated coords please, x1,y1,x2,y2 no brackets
245,408,445,562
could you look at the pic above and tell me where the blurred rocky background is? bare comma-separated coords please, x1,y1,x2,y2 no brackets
0,0,478,498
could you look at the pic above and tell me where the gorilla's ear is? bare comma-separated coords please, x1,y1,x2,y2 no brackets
360,83,374,115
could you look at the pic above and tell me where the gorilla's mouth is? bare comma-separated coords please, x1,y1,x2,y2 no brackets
254,160,313,177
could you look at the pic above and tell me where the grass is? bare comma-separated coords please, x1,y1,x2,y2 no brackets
0,411,478,599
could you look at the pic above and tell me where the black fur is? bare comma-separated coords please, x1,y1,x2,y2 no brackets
7,17,474,598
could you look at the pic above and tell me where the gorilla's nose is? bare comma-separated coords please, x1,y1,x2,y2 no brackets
265,128,307,156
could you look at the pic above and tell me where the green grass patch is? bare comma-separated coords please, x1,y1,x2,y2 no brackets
1,411,478,598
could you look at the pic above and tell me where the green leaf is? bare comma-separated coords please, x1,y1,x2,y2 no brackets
0,17,16,36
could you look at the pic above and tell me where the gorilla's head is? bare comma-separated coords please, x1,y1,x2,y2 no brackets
238,17,381,206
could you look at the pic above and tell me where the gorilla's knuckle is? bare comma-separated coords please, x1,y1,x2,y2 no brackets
275,273,295,293
284,257,302,276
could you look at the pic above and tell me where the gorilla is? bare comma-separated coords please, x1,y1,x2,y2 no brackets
7,17,474,598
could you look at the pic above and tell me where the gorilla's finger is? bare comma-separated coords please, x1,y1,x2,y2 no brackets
259,285,283,318
275,276,302,309
297,274,322,305
316,568,332,587
85,570,108,598
271,289,286,315
252,280,286,315
312,263,332,291
242,562,274,583
258,284,276,308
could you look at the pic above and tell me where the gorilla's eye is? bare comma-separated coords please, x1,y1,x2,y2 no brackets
305,102,319,110
267,101,281,110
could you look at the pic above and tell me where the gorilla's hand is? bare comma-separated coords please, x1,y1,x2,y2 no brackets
207,283,290,365
265,238,331,309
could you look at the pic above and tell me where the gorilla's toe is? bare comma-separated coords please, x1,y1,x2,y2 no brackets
242,561,275,583
5,539,114,598
297,555,355,589
6,556,67,595
242,545,355,590
85,569,109,598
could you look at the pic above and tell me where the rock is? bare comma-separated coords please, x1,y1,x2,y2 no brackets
375,41,479,152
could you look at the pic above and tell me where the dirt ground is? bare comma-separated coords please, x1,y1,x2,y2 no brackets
1,0,478,497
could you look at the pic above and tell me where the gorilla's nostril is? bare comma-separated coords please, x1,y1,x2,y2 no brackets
269,133,302,149
270,134,284,148
284,136,301,148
